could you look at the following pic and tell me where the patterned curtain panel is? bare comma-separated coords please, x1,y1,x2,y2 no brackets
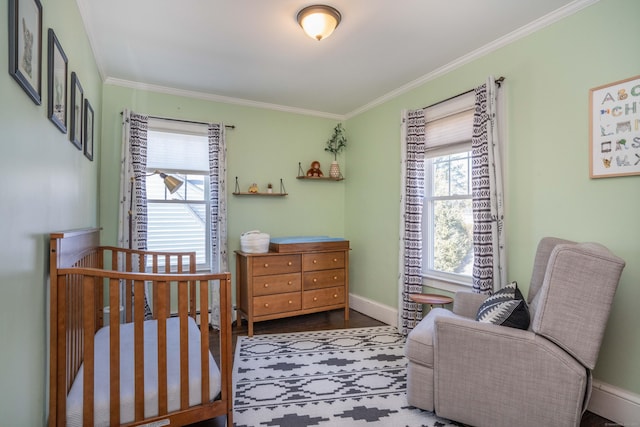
118,110,152,319
118,110,149,250
208,123,228,328
398,108,426,335
471,77,506,294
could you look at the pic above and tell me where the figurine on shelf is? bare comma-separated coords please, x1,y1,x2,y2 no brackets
306,160,324,177
267,183,273,193
248,183,259,193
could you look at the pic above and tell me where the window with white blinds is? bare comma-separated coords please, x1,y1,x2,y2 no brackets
423,92,475,286
145,119,211,270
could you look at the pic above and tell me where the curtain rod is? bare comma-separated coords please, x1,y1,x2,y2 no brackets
120,111,235,129
422,76,505,110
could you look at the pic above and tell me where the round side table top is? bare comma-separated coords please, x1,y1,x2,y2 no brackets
409,293,454,306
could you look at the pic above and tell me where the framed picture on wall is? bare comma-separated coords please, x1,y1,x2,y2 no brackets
83,99,94,161
589,74,640,178
8,0,43,105
70,71,83,150
47,29,67,133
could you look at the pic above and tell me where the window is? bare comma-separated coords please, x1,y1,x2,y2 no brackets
145,119,210,270
422,92,475,287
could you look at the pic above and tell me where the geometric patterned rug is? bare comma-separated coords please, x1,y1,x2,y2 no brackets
233,326,460,427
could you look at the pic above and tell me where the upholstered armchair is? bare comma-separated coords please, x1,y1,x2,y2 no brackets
404,237,625,427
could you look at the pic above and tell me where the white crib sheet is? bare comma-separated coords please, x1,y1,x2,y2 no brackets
66,317,221,427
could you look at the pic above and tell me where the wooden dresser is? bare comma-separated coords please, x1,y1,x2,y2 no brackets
235,240,349,336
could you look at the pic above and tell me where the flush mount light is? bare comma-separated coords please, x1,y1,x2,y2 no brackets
297,5,341,41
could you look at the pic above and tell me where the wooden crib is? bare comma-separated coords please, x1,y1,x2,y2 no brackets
48,228,232,427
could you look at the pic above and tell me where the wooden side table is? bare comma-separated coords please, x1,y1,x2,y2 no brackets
409,293,453,318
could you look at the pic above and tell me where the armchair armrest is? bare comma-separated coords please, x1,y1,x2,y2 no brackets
433,317,588,427
451,291,487,318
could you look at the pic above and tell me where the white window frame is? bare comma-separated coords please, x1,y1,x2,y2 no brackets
421,92,475,292
145,120,212,272
423,150,473,290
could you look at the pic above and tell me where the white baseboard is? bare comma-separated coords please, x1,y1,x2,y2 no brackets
589,380,640,426
349,293,398,328
349,293,640,425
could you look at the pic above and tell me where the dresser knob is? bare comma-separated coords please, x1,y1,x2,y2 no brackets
333,276,338,280
288,261,292,266
313,259,317,264
333,258,338,262
288,300,292,304
288,281,293,285
264,283,269,288
313,297,318,302
264,303,269,308
333,294,338,298
264,263,269,268
313,278,317,283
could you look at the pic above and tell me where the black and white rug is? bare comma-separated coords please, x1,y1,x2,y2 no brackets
233,326,458,427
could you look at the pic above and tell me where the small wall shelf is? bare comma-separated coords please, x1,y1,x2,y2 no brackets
297,162,344,181
296,176,344,181
233,177,287,196
233,191,288,196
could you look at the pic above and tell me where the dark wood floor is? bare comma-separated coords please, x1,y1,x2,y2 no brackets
194,309,615,427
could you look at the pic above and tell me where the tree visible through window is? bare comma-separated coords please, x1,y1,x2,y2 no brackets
428,152,473,277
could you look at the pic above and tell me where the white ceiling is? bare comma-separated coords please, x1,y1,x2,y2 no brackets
76,0,593,118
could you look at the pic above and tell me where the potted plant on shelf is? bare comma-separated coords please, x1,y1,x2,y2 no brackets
325,123,347,179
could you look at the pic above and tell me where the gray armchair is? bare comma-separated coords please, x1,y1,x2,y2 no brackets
404,237,625,427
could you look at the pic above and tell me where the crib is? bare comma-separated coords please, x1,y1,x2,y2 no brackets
48,228,232,427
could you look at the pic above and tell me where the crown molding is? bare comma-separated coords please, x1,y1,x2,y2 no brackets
344,0,600,119
104,78,345,121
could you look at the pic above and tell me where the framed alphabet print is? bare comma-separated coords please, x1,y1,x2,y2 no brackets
589,75,640,178
83,99,94,161
47,29,67,133
70,72,83,150
8,0,43,104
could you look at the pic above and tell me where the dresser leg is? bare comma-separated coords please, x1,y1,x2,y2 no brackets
248,321,254,337
344,307,349,321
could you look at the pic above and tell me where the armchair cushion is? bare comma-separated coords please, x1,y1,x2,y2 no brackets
476,281,530,330
452,291,487,318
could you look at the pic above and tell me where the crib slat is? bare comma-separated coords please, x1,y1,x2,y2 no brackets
82,275,95,427
200,279,210,403
109,277,121,426
178,279,189,409
157,280,169,414
189,253,196,318
55,276,68,427
134,279,146,421
220,275,231,409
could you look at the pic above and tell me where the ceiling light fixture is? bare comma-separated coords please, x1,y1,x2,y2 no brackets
297,5,341,41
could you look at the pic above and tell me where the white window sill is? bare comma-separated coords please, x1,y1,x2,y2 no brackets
421,276,472,294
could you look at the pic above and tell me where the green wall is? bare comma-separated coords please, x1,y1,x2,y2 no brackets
0,0,102,424
345,0,640,394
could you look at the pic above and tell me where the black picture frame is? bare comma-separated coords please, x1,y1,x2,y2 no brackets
47,29,67,133
70,71,83,150
8,0,43,105
84,99,94,161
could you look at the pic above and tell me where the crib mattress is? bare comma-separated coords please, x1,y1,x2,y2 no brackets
66,317,221,427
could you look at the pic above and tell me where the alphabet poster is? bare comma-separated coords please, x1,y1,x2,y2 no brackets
590,75,640,178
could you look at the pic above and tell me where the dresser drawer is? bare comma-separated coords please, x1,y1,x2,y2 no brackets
252,254,301,276
302,251,345,271
253,273,301,296
303,286,345,309
304,269,345,290
253,292,301,316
